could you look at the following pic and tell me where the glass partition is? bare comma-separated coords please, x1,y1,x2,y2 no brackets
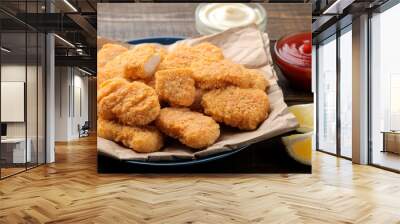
339,26,352,158
317,35,337,154
27,30,38,169
38,32,46,165
1,30,28,178
0,1,46,179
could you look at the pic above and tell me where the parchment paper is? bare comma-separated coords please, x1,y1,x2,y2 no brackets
97,25,299,161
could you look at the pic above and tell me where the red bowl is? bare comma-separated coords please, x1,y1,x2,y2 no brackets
274,32,312,92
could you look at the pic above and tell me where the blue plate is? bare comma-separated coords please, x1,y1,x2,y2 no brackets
128,36,185,45
125,36,247,167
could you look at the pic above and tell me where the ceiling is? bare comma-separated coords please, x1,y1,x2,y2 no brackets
312,0,390,42
0,0,97,74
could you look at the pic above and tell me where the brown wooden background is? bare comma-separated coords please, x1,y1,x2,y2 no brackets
98,3,312,103
98,3,310,41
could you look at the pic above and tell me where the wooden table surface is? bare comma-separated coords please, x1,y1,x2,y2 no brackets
98,3,313,104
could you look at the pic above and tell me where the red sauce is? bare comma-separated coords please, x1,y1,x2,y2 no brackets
274,32,312,91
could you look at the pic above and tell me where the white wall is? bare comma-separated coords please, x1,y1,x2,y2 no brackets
54,67,89,141
1,65,30,138
1,63,46,164
54,66,70,141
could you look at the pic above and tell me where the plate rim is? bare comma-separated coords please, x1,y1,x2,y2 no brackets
127,36,185,45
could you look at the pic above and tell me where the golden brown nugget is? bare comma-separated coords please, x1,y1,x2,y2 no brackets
192,42,225,60
101,44,161,84
97,77,129,120
143,43,167,61
144,77,156,89
158,42,224,70
97,44,129,85
98,43,128,70
155,68,196,106
202,87,270,130
191,59,253,90
98,78,160,126
246,69,269,91
98,119,163,153
155,108,220,149
191,60,269,90
189,88,206,112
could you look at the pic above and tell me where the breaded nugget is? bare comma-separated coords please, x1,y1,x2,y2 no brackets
202,87,270,130
158,42,224,70
155,108,220,149
191,59,252,90
190,88,206,112
98,43,128,70
192,42,225,60
247,69,269,91
191,60,269,90
97,44,129,85
97,77,129,108
101,44,161,84
98,119,163,153
155,68,195,106
144,77,156,89
142,43,167,61
98,78,160,126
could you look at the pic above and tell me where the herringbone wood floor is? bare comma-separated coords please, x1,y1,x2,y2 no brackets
1,136,399,224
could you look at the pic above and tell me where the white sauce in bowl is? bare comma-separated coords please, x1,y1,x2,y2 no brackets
198,3,264,32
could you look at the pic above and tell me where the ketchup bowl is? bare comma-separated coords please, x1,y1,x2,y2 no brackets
274,32,312,91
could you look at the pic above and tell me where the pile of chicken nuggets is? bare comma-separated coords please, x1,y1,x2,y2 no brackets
97,41,271,153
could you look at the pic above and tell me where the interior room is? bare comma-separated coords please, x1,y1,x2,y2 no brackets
0,0,400,223
313,0,400,172
0,0,96,179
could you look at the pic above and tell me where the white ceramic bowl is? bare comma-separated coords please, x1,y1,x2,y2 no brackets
195,3,267,35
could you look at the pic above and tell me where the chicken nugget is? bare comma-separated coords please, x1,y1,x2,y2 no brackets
98,119,163,153
155,68,195,106
202,87,270,130
97,77,129,120
98,78,160,126
155,108,220,149
98,43,128,70
144,77,156,89
189,88,206,112
192,42,225,60
100,44,161,84
246,69,270,91
191,59,253,90
97,44,129,86
158,42,224,70
142,43,167,61
191,60,269,90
